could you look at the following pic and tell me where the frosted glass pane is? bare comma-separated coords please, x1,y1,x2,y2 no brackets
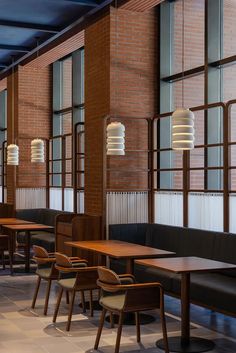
154,191,183,226
188,193,223,231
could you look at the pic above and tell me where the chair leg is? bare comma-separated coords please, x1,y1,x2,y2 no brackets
66,290,70,304
44,279,52,316
66,289,76,331
80,290,86,313
31,276,41,309
94,308,107,350
89,290,93,317
135,312,140,343
115,312,124,353
110,312,114,328
160,297,169,353
53,287,63,323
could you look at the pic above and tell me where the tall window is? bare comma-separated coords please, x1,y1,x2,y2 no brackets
156,0,236,232
50,48,84,211
0,89,7,202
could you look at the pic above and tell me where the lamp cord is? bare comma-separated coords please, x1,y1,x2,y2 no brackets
182,0,185,108
115,0,118,120
11,56,14,144
36,38,39,138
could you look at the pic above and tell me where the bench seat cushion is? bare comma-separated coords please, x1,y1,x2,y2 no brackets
31,233,55,252
171,272,236,315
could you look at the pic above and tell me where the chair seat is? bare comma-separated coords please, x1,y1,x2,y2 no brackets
58,278,76,290
36,268,52,279
100,293,126,311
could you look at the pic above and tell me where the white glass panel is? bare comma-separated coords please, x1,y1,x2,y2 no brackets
188,192,223,231
64,188,73,212
16,188,46,209
106,192,148,225
229,194,236,234
49,188,62,211
77,191,84,213
154,191,183,226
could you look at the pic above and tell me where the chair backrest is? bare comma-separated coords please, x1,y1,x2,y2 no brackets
33,245,49,259
33,246,57,277
55,252,73,268
98,267,121,285
97,267,123,294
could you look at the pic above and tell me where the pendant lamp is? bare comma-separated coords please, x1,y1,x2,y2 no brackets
31,138,44,162
31,38,45,163
171,0,195,151
7,57,19,165
7,144,19,165
172,108,194,150
106,1,125,156
107,121,125,155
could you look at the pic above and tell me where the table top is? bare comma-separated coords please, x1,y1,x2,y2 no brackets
0,218,34,225
2,223,54,231
65,240,175,259
136,256,236,274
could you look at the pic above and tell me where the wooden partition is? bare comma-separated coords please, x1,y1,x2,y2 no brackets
0,202,15,217
55,213,77,255
72,214,102,265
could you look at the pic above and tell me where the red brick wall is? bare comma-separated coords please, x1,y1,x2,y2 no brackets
7,66,52,203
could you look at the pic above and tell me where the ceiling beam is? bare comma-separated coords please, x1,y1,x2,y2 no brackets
0,20,59,33
0,0,113,80
0,44,30,53
56,0,98,6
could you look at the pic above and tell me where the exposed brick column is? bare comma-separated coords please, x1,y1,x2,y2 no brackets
6,70,18,205
7,66,52,206
84,7,157,218
85,10,110,216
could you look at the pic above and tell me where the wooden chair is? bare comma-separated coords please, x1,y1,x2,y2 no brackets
53,252,99,331
32,245,59,315
94,267,169,353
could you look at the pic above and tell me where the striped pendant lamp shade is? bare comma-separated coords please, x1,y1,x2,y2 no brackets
107,122,125,155
7,144,19,165
31,139,45,163
172,108,195,150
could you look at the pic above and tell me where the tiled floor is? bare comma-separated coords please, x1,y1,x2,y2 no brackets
0,270,236,353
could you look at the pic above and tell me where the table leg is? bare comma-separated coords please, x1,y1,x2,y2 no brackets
126,258,134,274
181,273,190,343
8,231,14,275
156,272,215,352
25,231,31,273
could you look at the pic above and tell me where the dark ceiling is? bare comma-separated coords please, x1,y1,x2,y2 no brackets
0,0,113,75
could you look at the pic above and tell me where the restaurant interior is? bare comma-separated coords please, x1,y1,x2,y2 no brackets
0,0,236,352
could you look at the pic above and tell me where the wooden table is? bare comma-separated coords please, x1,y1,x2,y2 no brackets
136,256,236,353
0,218,35,272
2,223,54,274
0,218,34,226
66,240,175,325
65,240,175,274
